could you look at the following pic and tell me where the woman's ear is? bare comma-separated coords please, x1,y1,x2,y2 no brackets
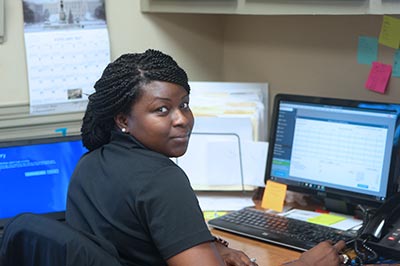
114,113,128,130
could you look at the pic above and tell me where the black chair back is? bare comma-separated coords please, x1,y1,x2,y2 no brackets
0,213,122,266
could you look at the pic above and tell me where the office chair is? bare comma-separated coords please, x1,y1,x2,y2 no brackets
0,213,122,266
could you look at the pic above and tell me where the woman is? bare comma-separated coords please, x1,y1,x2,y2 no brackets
66,49,347,266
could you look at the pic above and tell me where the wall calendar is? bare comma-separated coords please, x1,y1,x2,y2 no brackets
23,0,110,115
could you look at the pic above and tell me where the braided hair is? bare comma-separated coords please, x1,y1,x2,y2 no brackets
81,49,190,151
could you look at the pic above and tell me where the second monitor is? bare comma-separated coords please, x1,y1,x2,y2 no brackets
266,94,400,213
0,135,88,226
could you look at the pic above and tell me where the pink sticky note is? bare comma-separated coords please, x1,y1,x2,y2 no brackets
365,62,392,94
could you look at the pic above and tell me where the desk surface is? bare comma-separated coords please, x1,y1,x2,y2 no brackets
211,228,301,266
207,190,396,266
205,190,303,266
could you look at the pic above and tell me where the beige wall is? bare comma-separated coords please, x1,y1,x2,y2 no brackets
0,0,223,106
223,15,400,114
0,1,398,111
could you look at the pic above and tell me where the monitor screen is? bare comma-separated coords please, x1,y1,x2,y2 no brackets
0,135,87,225
265,94,400,213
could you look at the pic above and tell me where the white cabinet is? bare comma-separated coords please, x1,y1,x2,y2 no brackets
140,0,400,15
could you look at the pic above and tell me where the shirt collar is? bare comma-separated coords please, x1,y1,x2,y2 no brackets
110,130,148,150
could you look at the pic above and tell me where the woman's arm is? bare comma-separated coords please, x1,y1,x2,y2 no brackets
167,242,224,266
167,241,258,266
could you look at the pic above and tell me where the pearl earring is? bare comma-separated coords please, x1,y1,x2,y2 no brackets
121,128,127,133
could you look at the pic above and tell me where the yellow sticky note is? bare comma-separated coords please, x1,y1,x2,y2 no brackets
379,15,400,49
261,180,287,212
203,211,228,221
307,214,346,226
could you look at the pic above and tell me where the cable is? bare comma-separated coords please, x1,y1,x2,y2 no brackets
352,205,379,265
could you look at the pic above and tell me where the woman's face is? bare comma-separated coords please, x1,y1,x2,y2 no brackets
125,81,194,157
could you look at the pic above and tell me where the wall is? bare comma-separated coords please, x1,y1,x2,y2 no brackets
0,1,399,139
0,0,223,106
223,15,400,110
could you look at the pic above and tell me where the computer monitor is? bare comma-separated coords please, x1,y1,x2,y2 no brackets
265,94,400,214
0,135,87,226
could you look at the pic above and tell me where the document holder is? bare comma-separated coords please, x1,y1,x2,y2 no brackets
176,132,245,191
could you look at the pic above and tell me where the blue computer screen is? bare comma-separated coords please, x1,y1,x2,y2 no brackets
0,135,87,220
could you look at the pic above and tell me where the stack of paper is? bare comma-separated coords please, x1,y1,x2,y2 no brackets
174,81,269,191
189,81,268,141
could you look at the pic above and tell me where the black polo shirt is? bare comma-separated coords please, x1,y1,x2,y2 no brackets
66,131,213,266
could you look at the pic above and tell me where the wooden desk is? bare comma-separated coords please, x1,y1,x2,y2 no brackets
210,228,301,266
207,191,397,266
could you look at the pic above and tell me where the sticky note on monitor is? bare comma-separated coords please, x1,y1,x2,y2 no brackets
261,180,287,212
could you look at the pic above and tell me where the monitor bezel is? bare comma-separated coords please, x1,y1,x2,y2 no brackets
0,134,82,148
264,93,400,211
0,134,84,228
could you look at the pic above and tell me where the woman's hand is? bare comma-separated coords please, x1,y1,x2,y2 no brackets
283,240,347,266
215,242,258,266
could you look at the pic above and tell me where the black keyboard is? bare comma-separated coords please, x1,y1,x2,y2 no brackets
208,207,357,251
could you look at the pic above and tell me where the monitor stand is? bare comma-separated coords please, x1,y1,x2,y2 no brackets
323,198,355,215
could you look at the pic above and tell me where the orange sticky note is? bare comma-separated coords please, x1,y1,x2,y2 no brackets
261,180,287,212
365,62,392,94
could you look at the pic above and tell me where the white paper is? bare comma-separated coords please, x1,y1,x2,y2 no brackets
189,81,268,141
281,209,363,231
175,124,268,190
171,82,268,190
242,140,268,187
196,192,255,211
193,117,253,141
177,134,243,189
